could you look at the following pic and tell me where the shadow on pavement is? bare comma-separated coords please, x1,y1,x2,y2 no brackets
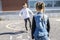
0,31,27,35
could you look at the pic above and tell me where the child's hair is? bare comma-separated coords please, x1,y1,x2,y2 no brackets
36,2,45,10
23,3,27,5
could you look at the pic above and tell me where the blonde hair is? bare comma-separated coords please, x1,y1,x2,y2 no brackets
36,2,45,12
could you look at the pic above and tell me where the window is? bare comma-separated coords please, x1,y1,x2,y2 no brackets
54,1,60,7
28,0,60,9
28,1,53,8
28,1,36,8
44,1,53,7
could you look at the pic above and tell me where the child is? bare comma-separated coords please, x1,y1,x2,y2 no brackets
31,2,50,40
19,3,33,31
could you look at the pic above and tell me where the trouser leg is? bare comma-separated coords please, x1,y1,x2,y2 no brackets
27,18,31,29
24,19,28,31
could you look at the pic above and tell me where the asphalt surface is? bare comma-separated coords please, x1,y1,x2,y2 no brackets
0,13,60,40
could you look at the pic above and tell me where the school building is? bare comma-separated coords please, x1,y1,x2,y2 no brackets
0,0,60,11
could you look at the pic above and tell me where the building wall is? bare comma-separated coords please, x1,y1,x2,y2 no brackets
0,0,2,11
1,0,60,11
1,0,27,11
28,0,60,11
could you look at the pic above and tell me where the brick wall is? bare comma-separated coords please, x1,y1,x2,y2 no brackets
2,0,27,11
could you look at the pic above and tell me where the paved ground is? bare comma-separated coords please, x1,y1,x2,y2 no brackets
0,19,32,40
0,14,60,40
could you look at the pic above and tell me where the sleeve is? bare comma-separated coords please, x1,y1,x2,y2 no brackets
19,9,23,16
31,16,36,39
28,8,34,15
47,18,50,33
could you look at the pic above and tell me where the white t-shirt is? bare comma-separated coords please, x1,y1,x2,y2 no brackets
19,8,33,19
